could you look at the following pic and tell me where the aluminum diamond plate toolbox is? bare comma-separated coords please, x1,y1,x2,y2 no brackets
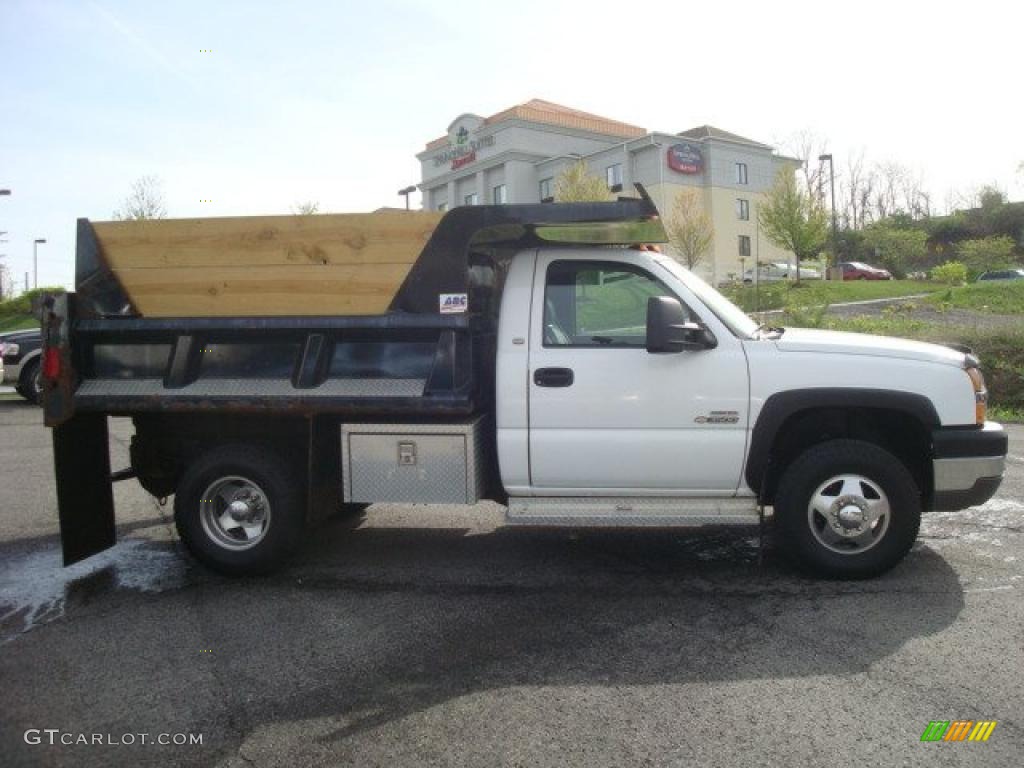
341,418,484,504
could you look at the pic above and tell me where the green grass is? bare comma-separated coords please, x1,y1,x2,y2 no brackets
926,281,1024,315
0,315,39,332
989,405,1024,424
722,280,942,312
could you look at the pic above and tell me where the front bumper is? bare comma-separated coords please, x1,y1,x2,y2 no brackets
2,358,23,385
931,421,1007,511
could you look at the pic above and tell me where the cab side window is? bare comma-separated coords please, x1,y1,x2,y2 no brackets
543,260,682,347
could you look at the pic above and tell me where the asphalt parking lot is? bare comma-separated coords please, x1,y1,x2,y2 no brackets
0,401,1021,767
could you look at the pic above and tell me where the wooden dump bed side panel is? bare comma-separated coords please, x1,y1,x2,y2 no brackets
90,211,443,317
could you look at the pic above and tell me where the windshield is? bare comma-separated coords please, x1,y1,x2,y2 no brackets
654,257,759,339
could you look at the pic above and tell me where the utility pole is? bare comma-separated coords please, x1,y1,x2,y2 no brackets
33,238,47,289
0,230,8,300
819,154,839,279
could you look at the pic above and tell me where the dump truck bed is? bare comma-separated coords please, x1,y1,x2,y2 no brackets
87,210,443,317
45,191,664,425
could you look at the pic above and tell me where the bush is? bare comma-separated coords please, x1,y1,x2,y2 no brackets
781,298,829,328
930,261,967,286
967,332,1024,410
0,287,64,318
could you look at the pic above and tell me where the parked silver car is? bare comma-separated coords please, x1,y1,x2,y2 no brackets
743,262,822,282
977,268,1024,282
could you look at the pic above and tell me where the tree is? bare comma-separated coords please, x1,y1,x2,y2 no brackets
957,236,1017,279
780,130,829,201
664,190,714,270
862,225,928,277
113,175,167,220
0,262,13,301
839,151,875,230
292,200,320,215
758,170,828,282
553,161,612,203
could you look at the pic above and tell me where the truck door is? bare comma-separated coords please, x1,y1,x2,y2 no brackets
527,252,749,494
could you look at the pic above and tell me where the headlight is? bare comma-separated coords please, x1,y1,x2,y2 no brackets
1,342,18,356
966,366,987,425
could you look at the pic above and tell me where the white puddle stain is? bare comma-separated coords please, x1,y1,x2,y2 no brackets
0,538,190,643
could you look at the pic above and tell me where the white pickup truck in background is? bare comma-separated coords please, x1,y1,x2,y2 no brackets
43,193,1007,580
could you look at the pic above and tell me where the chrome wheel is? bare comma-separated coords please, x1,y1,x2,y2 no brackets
806,474,890,555
199,476,272,551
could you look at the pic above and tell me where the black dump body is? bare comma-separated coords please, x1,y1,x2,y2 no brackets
48,189,664,424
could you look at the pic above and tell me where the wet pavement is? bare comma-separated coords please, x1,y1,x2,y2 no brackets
0,401,1021,767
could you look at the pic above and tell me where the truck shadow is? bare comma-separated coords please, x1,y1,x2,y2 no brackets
229,511,966,750
0,508,966,764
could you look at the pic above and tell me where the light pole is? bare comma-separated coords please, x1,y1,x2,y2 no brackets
33,238,46,289
818,154,838,278
397,185,416,210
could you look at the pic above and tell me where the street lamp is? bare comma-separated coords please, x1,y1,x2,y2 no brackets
818,154,839,278
33,238,46,289
397,185,417,211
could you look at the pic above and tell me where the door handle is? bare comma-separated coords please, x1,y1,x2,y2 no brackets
533,367,574,387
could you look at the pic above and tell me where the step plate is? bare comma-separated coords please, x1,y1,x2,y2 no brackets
506,497,759,527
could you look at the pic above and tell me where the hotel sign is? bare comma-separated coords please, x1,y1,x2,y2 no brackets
433,133,495,170
667,143,703,174
433,115,495,170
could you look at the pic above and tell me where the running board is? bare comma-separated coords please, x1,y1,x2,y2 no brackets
506,497,759,527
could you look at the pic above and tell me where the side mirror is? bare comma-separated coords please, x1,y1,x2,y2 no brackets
646,296,717,354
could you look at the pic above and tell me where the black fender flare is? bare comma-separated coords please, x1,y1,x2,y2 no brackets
745,388,941,493
16,348,42,383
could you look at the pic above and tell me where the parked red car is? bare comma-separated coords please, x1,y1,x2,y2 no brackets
834,261,893,280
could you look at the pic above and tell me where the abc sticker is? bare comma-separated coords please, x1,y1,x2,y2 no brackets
439,293,468,314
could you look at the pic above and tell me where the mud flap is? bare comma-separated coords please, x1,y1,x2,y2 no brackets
53,414,115,566
306,416,340,525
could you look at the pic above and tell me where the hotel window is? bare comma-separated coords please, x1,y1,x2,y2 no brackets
739,235,752,257
539,177,553,201
736,199,750,220
493,184,507,204
606,163,623,189
735,163,749,185
464,192,478,206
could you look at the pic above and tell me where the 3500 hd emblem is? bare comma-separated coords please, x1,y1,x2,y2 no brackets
694,411,740,425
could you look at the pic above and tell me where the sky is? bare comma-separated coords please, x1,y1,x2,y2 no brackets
1,0,1022,290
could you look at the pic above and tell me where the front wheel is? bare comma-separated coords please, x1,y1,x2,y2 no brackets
174,444,303,576
18,358,42,405
773,439,920,579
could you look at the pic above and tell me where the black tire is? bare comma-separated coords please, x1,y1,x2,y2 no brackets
174,444,304,576
18,358,42,405
773,439,921,579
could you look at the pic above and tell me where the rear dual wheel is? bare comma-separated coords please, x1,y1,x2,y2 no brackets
174,445,303,576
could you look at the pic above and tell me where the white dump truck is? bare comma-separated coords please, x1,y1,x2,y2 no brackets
42,187,1006,579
